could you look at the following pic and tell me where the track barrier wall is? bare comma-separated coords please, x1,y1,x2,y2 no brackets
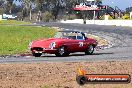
61,19,132,27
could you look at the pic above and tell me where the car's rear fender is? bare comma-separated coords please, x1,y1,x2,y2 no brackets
92,44,97,48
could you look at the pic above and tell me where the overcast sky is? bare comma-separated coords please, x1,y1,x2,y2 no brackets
103,0,132,10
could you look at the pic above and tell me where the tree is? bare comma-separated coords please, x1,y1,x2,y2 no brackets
6,0,14,14
125,7,132,14
18,0,36,20
0,0,5,14
96,0,102,5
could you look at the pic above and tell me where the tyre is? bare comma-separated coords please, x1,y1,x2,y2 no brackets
76,75,87,85
65,52,70,56
55,46,69,57
32,52,42,57
85,45,94,55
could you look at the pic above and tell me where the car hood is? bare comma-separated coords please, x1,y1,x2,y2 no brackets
30,38,68,48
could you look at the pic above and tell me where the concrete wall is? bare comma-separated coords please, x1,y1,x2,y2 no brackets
0,15,2,21
61,19,132,27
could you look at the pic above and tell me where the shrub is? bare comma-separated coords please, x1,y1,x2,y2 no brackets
42,11,53,22
100,15,114,20
122,14,130,19
63,14,77,20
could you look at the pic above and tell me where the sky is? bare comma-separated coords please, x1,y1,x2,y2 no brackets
14,0,132,10
102,0,132,10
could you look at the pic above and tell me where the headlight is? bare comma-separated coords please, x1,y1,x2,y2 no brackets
49,42,56,49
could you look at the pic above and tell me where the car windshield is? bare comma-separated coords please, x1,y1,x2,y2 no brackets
54,31,85,40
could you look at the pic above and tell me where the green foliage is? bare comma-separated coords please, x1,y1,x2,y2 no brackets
108,15,114,20
122,14,130,19
0,26,56,55
41,86,49,88
0,20,31,25
42,11,53,22
125,7,132,14
0,8,4,14
100,15,114,20
63,14,77,20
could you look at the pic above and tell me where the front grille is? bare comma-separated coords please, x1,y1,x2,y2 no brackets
31,47,43,51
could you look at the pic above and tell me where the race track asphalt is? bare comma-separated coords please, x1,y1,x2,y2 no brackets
0,22,132,63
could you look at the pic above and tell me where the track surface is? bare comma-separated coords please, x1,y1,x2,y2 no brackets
0,22,132,63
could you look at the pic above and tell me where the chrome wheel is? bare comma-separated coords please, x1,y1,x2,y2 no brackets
59,46,65,56
85,45,94,55
55,46,69,57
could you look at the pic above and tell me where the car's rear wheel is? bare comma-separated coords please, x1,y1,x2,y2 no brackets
85,45,94,55
55,46,69,57
32,52,42,57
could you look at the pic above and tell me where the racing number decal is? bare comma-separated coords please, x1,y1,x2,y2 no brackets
79,42,83,47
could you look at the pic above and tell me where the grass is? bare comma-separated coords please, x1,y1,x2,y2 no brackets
0,26,56,55
0,20,31,25
0,22,108,55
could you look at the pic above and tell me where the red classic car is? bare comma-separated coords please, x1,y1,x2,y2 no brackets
29,31,98,57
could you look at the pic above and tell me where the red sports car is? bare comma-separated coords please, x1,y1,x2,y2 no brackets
29,31,98,57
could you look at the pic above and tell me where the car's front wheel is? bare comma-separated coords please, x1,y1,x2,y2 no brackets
32,52,42,57
85,45,94,55
55,46,69,57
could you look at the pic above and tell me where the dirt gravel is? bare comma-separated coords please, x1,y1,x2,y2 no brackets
0,61,132,88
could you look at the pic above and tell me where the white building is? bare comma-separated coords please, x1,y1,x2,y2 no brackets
130,11,132,19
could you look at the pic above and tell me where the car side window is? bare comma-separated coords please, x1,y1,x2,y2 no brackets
77,36,84,40
68,36,76,39
77,33,85,40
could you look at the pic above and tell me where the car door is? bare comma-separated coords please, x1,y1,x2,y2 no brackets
67,37,80,52
75,33,87,52
76,40,86,52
